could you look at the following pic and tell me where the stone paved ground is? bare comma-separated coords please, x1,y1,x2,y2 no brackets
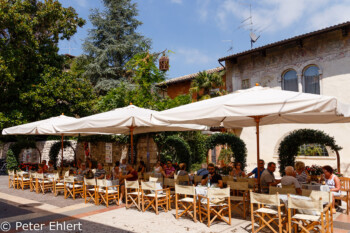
0,175,349,233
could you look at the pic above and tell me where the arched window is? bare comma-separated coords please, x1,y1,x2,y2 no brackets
298,143,329,156
282,69,298,92
303,65,320,94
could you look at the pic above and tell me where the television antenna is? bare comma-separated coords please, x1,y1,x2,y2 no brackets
222,40,234,53
237,2,261,48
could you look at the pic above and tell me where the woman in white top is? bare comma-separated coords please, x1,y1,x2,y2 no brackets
153,161,163,177
323,165,341,213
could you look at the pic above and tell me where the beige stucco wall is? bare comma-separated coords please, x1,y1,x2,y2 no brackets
225,29,350,176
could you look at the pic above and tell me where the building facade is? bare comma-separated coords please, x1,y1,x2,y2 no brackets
219,22,350,176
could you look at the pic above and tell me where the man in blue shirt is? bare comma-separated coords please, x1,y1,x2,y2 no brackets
247,159,265,178
197,163,209,176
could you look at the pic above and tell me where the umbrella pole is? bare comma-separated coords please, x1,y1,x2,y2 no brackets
61,134,64,168
254,116,262,192
130,127,134,165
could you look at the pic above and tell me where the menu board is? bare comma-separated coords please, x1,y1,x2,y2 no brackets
105,143,112,163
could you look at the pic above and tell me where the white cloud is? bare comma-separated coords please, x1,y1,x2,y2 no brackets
196,0,211,22
176,48,213,65
171,0,182,4
75,0,88,8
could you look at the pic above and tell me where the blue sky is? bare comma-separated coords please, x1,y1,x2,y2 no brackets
59,0,350,79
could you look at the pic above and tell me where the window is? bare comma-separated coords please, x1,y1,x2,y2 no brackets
303,66,320,94
241,79,250,89
282,69,298,92
298,144,329,156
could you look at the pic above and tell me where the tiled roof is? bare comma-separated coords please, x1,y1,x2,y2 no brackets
158,67,224,86
218,21,350,62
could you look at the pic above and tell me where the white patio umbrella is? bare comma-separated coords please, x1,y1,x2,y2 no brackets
54,104,208,164
152,86,350,179
1,114,104,166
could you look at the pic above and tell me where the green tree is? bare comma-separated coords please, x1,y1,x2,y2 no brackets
189,70,226,101
6,149,18,171
20,66,97,120
0,0,85,130
83,0,151,93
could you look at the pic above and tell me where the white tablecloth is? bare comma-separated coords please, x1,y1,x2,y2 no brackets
302,183,330,192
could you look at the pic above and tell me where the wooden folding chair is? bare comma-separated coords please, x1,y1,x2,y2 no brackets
227,181,249,219
198,187,231,227
18,171,30,190
336,177,350,215
193,175,203,185
29,172,38,192
150,176,163,185
175,184,197,222
250,191,286,233
288,193,332,233
141,181,169,215
175,175,190,185
96,179,119,207
37,173,53,194
53,172,64,196
8,170,19,189
125,180,141,210
83,178,97,204
164,178,176,209
269,186,296,195
64,176,84,199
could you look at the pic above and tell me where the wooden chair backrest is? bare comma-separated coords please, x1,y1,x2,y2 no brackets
194,175,203,183
53,172,60,181
288,195,323,212
64,176,75,183
141,181,156,191
222,176,234,183
250,191,281,206
125,180,139,189
269,186,296,195
164,178,175,187
36,173,44,179
340,177,350,191
309,190,332,203
175,184,195,196
281,184,295,188
8,170,15,176
64,170,70,177
175,175,189,183
227,181,249,191
84,178,96,186
208,187,230,199
96,179,107,187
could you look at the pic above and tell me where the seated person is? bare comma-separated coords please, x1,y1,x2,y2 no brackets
201,163,223,188
47,161,55,173
76,163,88,180
37,164,44,174
260,162,280,193
295,161,309,183
281,166,301,195
119,164,138,203
323,165,341,214
177,163,189,185
247,159,265,178
107,161,120,180
94,163,106,179
197,163,209,176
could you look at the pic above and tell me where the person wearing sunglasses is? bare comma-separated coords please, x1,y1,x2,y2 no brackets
201,163,223,188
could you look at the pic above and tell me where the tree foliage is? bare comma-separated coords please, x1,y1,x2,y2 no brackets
49,140,74,168
190,70,226,101
83,0,151,91
6,149,18,172
0,0,86,131
278,129,341,175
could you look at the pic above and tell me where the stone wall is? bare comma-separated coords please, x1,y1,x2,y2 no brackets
0,135,159,167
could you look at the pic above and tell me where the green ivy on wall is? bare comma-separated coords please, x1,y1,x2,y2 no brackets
49,141,75,168
205,133,247,169
278,129,341,175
